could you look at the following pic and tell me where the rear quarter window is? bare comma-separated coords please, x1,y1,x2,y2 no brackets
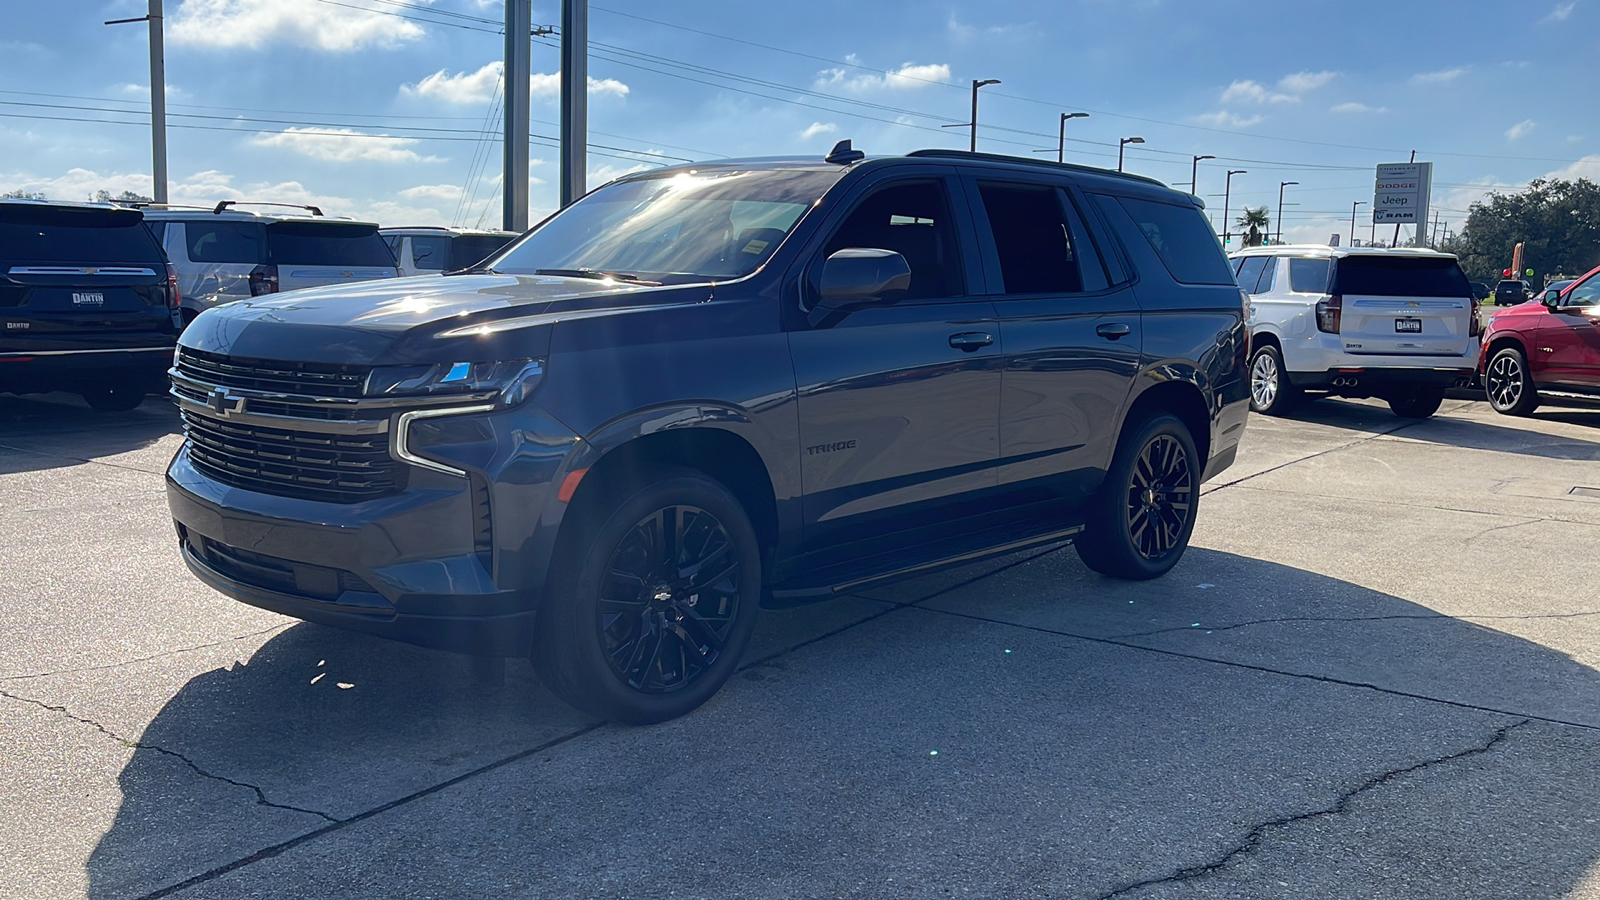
0,205,164,265
1106,196,1234,285
266,223,397,267
185,220,268,264
1332,256,1471,298
1288,258,1332,294
449,235,516,270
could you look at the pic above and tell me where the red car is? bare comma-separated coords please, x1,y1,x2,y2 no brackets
1480,266,1600,415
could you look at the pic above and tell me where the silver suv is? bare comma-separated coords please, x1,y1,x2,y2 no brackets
141,202,399,324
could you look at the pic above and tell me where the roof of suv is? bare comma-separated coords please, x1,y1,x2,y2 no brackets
138,203,376,228
379,226,517,237
1231,244,1458,260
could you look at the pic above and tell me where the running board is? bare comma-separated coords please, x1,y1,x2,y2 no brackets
766,524,1082,606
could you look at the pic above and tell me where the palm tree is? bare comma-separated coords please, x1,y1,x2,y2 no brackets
1236,207,1270,247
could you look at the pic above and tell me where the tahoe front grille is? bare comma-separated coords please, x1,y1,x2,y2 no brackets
176,347,369,398
181,409,405,503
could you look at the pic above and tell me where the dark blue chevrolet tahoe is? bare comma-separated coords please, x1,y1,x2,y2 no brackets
166,146,1249,722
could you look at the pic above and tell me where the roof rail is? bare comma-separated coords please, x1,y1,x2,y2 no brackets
127,202,215,211
213,200,325,216
905,149,1168,188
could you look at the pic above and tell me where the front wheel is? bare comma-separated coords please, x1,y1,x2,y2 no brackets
1387,386,1445,419
1075,413,1200,581
536,468,761,724
1248,344,1298,415
1485,346,1539,416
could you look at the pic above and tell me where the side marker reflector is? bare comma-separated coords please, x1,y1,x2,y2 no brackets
558,468,588,503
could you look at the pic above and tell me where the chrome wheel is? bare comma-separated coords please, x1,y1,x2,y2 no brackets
1250,351,1280,409
1486,353,1524,410
1124,434,1194,561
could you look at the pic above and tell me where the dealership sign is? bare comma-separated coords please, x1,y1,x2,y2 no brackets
1373,162,1433,226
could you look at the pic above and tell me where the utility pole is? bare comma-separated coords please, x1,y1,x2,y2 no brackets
1222,169,1246,249
1190,155,1215,194
503,0,532,230
1351,201,1367,247
560,0,588,208
1056,112,1088,163
105,0,168,203
1276,181,1298,245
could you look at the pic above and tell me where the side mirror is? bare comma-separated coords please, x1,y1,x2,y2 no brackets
809,248,911,324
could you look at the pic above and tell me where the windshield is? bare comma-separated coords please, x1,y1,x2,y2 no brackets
488,168,841,283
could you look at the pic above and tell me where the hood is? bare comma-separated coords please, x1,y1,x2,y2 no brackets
178,273,712,366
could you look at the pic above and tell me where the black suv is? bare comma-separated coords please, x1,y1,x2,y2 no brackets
1,201,182,410
166,147,1249,722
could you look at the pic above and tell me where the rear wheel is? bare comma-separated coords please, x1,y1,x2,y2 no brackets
1248,344,1298,416
1485,346,1539,416
82,386,146,412
1387,386,1445,419
536,468,761,724
1075,413,1199,581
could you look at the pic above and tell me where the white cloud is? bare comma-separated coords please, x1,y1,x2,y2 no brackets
170,0,425,51
1543,1,1578,22
816,61,951,91
114,83,187,100
1412,67,1468,84
253,127,443,163
403,63,629,104
1330,102,1387,114
1195,111,1264,129
1219,80,1295,105
800,122,839,140
1277,71,1338,94
1506,119,1537,140
1542,154,1600,181
399,184,467,204
588,162,654,187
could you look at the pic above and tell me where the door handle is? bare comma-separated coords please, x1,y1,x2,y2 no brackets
948,332,993,351
1095,322,1132,340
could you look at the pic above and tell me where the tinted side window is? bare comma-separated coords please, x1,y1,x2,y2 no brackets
1256,257,1277,293
1235,257,1270,295
266,223,396,267
1115,197,1235,285
384,235,404,262
824,181,962,300
409,236,450,270
1288,258,1332,294
976,183,1087,294
0,206,164,264
186,220,268,265
1568,276,1600,306
449,235,514,270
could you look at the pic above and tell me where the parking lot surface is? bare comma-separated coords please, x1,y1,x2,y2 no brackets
4,392,1600,899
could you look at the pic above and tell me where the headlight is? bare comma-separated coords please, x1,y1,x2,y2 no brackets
365,359,544,406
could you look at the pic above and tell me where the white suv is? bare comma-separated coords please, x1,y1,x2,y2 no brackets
1232,245,1481,418
380,226,517,277
141,202,399,324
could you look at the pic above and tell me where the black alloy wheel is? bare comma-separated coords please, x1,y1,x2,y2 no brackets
598,504,742,694
536,467,761,724
1387,387,1445,419
1485,346,1539,416
1075,412,1200,581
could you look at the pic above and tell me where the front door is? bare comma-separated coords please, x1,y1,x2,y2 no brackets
788,173,1002,559
1540,276,1600,390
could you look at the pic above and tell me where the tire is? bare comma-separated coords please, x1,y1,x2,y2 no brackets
1075,412,1200,581
1387,386,1445,419
1484,346,1540,416
82,386,146,412
535,467,761,724
1247,344,1298,416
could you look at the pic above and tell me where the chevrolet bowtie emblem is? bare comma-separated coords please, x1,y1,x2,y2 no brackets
82,267,97,275
207,388,245,415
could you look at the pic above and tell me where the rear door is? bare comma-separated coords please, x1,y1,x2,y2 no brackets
0,205,178,351
265,221,399,292
1329,255,1475,357
964,174,1141,512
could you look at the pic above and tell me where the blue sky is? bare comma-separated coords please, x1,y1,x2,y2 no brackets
1,0,1594,245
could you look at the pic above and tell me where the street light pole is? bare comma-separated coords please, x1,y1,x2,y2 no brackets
1190,155,1215,193
104,0,168,203
1056,112,1088,163
1223,170,1246,248
1118,136,1144,173
1351,201,1367,247
1277,181,1298,245
969,79,1000,152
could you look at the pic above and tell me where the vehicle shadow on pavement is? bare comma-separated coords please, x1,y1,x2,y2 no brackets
1287,398,1600,459
84,548,1600,898
0,393,179,476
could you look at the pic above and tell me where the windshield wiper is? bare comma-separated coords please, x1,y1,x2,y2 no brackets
534,268,660,285
446,265,499,276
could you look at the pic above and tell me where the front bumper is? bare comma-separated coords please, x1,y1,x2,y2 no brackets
165,401,582,656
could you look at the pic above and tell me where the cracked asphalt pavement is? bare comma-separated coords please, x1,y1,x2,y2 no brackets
4,391,1600,899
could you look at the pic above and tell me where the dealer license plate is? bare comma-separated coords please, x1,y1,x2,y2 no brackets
1395,318,1422,333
